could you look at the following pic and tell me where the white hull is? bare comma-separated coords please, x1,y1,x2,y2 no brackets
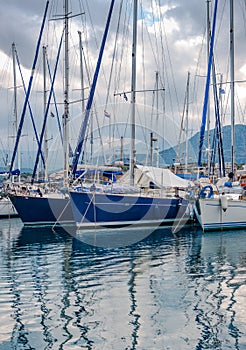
195,196,246,231
0,197,18,218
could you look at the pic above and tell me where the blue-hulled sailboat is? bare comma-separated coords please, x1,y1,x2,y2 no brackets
69,0,193,230
8,0,73,226
8,0,116,227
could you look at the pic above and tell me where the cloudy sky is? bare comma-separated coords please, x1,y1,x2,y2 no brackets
0,0,246,169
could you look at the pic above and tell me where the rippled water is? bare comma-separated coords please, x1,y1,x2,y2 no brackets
0,218,245,349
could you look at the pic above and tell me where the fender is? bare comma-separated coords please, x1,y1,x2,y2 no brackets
220,193,228,212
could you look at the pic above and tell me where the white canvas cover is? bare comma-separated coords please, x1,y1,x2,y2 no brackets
119,165,194,189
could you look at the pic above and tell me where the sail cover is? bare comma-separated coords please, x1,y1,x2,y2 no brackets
119,165,194,189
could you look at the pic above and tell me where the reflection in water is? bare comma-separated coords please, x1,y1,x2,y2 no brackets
0,219,245,349
128,253,140,350
188,232,246,350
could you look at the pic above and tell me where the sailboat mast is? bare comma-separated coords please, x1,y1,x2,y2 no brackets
206,0,211,176
197,0,218,172
155,71,159,133
130,0,138,186
8,1,49,179
63,0,70,186
78,31,85,115
230,0,235,178
12,43,20,182
78,30,87,163
155,71,159,168
185,71,190,173
71,0,115,176
43,45,48,182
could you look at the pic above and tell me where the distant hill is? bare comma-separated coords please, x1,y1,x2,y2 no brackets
160,124,246,166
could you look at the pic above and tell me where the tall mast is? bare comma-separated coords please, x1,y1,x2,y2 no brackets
197,0,218,172
155,71,159,133
63,0,70,186
8,1,49,179
12,43,20,182
175,71,190,173
230,0,235,177
206,0,211,175
185,71,190,173
71,0,115,176
130,0,137,186
155,71,159,168
78,31,85,115
43,45,48,182
78,30,87,163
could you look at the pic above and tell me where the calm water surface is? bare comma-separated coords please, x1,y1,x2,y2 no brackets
0,218,245,349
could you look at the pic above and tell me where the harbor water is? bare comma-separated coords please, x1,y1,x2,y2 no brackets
0,218,245,349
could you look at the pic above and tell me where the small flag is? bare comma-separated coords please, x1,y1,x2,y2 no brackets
104,110,110,118
219,87,225,94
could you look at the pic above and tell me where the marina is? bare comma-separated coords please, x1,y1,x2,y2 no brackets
1,0,246,232
1,0,246,348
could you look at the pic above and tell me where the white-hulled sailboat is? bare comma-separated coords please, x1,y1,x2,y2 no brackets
195,0,246,231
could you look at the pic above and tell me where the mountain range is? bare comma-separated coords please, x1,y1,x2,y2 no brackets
159,124,246,166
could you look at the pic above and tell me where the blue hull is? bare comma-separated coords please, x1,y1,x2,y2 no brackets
10,195,74,226
69,191,188,228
